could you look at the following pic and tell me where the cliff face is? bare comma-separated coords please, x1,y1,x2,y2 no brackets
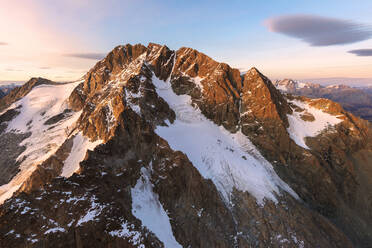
0,43,371,247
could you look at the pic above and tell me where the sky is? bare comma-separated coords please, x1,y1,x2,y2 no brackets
1,0,372,84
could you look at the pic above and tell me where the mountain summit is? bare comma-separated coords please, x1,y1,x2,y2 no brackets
0,43,371,247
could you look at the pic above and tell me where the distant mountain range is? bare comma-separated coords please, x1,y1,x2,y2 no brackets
298,77,372,88
0,81,24,87
0,83,22,99
275,79,372,122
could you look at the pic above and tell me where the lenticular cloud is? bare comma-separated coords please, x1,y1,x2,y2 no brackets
64,52,106,60
348,49,372,56
264,14,372,46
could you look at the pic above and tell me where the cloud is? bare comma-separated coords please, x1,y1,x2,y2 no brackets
264,15,372,46
0,42,8,45
63,52,105,60
39,66,51,69
348,49,372,56
5,68,23,72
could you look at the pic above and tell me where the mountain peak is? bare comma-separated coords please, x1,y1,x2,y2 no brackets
0,43,371,248
246,66,261,75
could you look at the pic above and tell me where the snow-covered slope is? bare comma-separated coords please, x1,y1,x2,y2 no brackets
0,80,89,203
61,132,102,177
153,75,298,205
131,166,182,248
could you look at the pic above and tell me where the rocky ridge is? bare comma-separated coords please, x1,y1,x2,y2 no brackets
0,43,371,247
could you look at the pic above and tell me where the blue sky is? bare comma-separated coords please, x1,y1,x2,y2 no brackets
1,0,372,83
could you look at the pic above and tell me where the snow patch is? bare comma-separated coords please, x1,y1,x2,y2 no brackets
61,133,102,178
192,76,204,91
77,196,104,226
125,88,141,115
108,221,144,247
153,75,298,205
297,82,306,88
44,227,66,234
276,84,289,92
131,166,182,248
105,100,116,131
286,99,343,149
